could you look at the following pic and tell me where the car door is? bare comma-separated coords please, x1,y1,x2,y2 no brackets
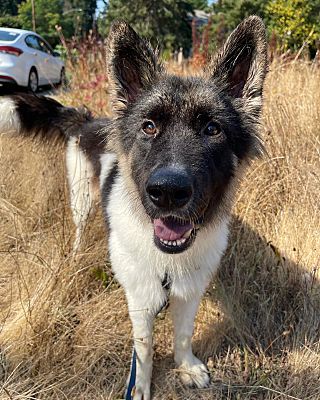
24,34,49,85
37,37,61,83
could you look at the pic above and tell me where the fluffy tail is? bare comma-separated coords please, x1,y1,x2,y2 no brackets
0,93,92,141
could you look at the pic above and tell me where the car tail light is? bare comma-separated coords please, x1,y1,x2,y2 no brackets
0,46,23,56
0,75,16,82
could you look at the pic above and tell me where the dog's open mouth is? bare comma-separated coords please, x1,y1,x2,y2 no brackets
153,216,197,254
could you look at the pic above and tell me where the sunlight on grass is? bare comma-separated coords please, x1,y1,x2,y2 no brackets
0,55,319,399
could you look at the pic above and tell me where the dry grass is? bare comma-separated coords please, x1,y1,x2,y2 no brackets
0,58,319,399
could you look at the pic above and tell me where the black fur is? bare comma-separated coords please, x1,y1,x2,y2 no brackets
9,93,110,177
101,163,119,232
11,93,92,141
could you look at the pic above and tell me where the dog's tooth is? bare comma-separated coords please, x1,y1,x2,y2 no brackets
160,235,189,246
183,229,193,239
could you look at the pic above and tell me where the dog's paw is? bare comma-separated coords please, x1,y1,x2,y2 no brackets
126,368,151,400
178,356,210,388
130,381,151,400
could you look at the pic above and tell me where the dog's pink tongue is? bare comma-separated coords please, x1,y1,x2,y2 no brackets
154,218,193,241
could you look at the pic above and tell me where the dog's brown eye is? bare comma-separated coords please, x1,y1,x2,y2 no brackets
142,120,157,136
204,121,221,136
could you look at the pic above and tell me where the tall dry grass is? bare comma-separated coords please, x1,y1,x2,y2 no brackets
0,57,319,399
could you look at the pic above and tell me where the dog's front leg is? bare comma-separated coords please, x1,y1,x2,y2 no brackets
171,294,210,388
125,290,163,400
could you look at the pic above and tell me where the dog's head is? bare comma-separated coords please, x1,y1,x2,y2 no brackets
106,17,268,254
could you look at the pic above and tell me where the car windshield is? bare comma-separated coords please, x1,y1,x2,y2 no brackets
0,31,20,42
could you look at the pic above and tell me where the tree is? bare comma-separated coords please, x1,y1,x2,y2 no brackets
208,0,269,51
0,15,22,28
0,0,22,28
265,0,320,52
212,0,269,31
64,0,97,34
188,0,209,10
17,0,97,45
18,0,63,44
99,0,194,52
0,0,23,16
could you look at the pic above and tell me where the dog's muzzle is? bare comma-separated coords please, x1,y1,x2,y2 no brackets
146,166,197,254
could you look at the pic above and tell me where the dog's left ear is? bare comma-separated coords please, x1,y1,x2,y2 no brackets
207,16,268,109
106,20,163,113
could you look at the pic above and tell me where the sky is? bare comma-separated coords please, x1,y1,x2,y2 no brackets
96,0,105,14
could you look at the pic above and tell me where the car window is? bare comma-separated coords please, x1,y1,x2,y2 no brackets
25,35,41,51
37,38,53,55
0,31,20,42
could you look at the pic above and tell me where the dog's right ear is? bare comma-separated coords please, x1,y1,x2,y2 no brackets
106,20,163,113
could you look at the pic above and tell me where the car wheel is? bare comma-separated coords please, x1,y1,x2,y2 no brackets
28,69,38,92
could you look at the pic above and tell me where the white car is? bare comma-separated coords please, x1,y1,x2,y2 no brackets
0,27,65,92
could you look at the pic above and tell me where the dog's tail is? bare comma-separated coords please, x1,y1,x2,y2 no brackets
0,93,92,142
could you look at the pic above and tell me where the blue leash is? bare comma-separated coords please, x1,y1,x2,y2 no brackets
125,347,137,399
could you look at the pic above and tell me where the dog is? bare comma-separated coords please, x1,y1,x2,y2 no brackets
0,16,267,399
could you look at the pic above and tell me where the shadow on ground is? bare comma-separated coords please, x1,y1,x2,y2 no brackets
152,217,320,399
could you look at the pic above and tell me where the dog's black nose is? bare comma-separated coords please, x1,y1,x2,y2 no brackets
146,167,193,209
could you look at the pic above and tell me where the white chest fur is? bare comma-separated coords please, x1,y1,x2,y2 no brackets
104,172,230,301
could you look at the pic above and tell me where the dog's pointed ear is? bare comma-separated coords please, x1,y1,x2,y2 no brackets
207,16,268,105
106,20,163,113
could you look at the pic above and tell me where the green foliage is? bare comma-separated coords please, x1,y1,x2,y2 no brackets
3,0,320,56
0,0,22,29
0,0,22,16
92,266,110,288
266,0,320,51
54,44,69,60
98,0,194,52
16,0,97,45
212,0,268,30
0,15,22,28
64,0,97,34
208,0,269,51
18,0,62,44
209,0,320,55
188,0,209,10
